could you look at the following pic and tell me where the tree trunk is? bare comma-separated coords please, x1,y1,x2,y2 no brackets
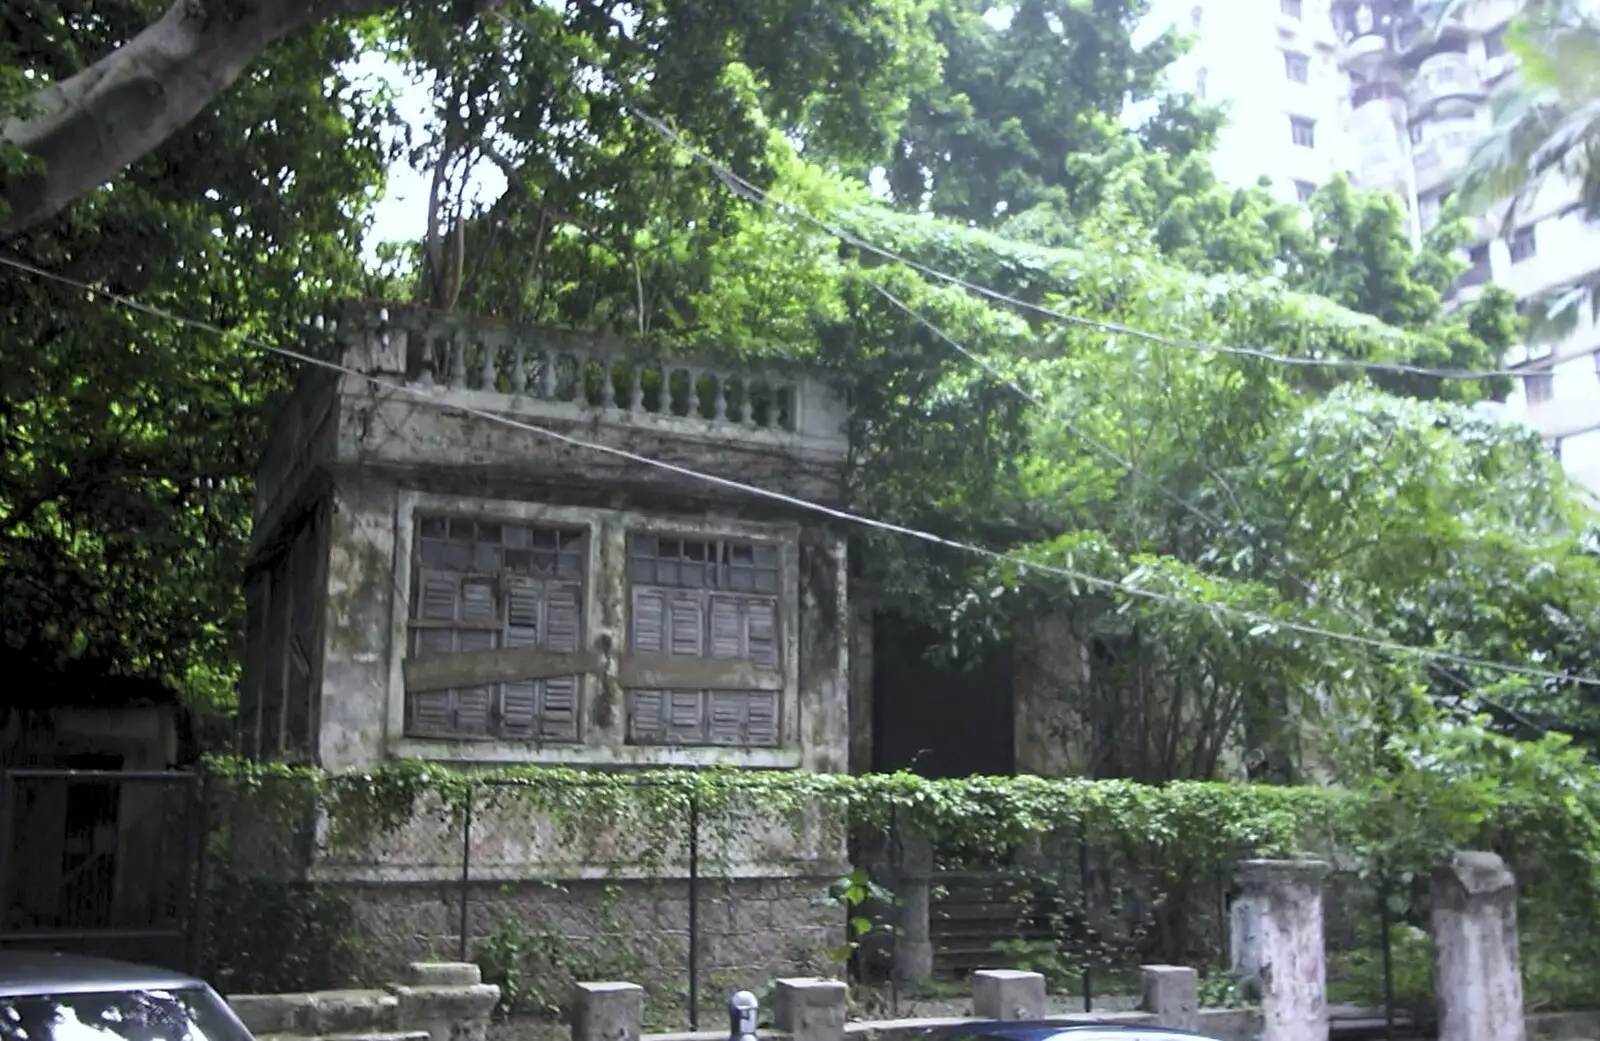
0,0,386,238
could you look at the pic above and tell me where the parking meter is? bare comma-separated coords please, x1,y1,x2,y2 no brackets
729,990,758,1041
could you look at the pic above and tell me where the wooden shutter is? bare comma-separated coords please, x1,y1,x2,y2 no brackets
668,592,704,656
540,676,579,741
455,686,494,735
667,690,705,743
707,691,780,747
745,691,779,746
746,600,778,668
504,576,541,647
418,571,460,620
409,689,454,736
461,577,496,623
709,596,743,659
546,584,581,652
628,689,667,743
632,588,667,654
501,680,538,738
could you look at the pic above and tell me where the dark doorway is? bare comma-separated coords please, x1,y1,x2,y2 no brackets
871,615,1014,778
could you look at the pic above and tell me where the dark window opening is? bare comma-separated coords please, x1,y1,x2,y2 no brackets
1509,225,1537,263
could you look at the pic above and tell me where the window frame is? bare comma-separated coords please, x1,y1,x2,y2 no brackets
1294,180,1317,204
1289,115,1317,148
1523,369,1555,406
404,513,591,743
1280,0,1303,19
1509,225,1537,264
386,492,805,767
621,528,796,749
1284,51,1310,83
389,493,605,757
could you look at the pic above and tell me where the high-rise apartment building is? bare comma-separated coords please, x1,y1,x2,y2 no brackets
1147,0,1600,496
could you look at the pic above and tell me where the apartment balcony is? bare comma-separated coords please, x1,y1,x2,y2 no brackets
1412,119,1480,193
1408,49,1486,120
1331,0,1403,69
1351,80,1405,110
254,305,851,540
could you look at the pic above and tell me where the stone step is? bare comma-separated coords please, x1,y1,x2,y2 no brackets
258,1032,431,1041
230,990,400,1037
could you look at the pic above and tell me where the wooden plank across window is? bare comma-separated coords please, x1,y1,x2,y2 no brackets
404,647,601,693
618,654,782,692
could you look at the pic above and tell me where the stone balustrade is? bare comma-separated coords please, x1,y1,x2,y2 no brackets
318,305,834,442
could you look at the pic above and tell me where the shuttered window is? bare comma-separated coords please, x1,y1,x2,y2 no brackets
406,515,585,741
625,535,782,747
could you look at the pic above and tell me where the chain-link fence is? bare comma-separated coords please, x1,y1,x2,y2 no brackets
21,766,1600,1037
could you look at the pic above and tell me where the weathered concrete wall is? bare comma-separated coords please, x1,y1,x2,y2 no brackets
297,478,848,773
1011,612,1090,778
1011,610,1250,782
337,875,841,993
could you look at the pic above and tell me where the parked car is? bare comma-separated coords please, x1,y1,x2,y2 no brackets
915,1021,1220,1041
0,952,253,1041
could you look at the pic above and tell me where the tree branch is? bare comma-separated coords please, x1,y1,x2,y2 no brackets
1,0,391,238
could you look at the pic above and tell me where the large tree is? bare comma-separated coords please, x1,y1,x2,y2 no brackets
0,0,940,238
878,0,1221,224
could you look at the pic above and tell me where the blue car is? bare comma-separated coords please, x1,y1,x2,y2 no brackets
914,1021,1220,1041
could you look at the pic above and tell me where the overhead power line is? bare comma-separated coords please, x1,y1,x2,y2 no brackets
3,251,1595,692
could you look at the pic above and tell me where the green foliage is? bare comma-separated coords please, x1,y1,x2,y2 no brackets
878,0,1219,223
473,884,651,1021
828,866,897,966
1452,0,1600,340
207,877,362,993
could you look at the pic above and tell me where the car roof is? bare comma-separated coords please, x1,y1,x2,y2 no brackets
0,951,206,997
922,1022,1211,1041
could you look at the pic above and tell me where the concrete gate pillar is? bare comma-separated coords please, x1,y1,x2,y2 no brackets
1230,858,1330,1041
1431,851,1525,1041
893,810,935,983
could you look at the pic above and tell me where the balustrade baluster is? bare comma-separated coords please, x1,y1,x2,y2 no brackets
541,349,557,399
630,364,644,411
448,334,466,389
685,368,700,418
417,333,437,387
511,345,528,392
479,339,497,390
743,380,759,427
713,375,728,421
600,358,617,408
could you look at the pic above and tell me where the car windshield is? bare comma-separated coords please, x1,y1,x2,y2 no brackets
0,988,250,1041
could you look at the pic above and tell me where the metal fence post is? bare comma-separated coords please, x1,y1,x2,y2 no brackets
188,769,214,976
1078,822,1092,1013
1378,876,1395,1041
688,779,701,1030
457,782,474,963
0,770,13,932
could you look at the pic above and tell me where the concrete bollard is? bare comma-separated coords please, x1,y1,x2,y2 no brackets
1431,851,1526,1041
772,979,847,1041
571,982,644,1041
1140,965,1198,1032
1230,859,1330,1041
971,969,1047,1022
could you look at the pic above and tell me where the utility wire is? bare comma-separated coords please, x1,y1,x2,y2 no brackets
4,251,1595,691
625,102,1549,383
